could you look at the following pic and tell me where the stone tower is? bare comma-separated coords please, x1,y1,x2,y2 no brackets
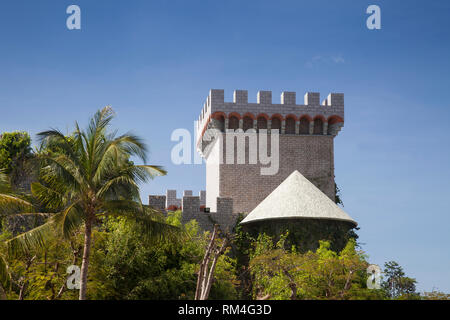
196,89,344,214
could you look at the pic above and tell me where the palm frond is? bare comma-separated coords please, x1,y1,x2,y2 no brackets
30,182,66,211
101,200,181,244
5,209,79,256
96,174,140,200
89,106,115,138
136,165,167,178
86,107,115,169
52,202,85,239
37,129,76,157
111,133,148,162
0,254,11,290
37,154,84,190
0,171,10,193
0,170,33,214
92,134,154,185
6,218,56,256
0,196,33,215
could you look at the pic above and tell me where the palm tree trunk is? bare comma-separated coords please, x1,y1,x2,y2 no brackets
79,216,93,300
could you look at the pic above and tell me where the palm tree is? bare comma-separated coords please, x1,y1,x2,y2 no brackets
6,106,176,300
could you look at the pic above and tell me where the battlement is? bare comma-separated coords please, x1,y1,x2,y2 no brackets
197,89,345,151
148,191,238,232
201,89,343,106
157,189,206,209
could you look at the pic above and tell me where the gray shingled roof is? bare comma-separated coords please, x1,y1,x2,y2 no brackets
240,170,357,226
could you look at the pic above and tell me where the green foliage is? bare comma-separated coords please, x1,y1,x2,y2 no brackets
0,211,238,300
0,210,430,300
335,183,343,206
0,132,31,174
231,213,255,299
422,290,450,300
250,234,387,300
2,107,175,301
381,261,419,299
0,228,84,300
0,131,35,194
87,211,237,300
245,219,357,253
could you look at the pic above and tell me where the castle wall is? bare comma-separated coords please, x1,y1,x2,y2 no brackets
166,189,181,208
208,134,335,214
199,190,206,206
182,196,238,232
164,189,206,209
147,191,232,233
148,195,166,211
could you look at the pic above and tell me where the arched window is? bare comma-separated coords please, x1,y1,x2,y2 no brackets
285,117,296,134
313,118,324,135
327,116,343,135
271,117,281,133
243,116,253,132
299,117,310,134
229,115,239,130
257,116,267,131
214,115,225,132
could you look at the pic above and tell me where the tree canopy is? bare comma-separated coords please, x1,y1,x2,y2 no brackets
0,132,31,174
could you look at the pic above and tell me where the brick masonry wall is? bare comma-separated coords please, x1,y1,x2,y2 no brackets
148,195,166,211
182,196,238,232
199,89,342,215
165,190,205,209
166,190,181,208
199,190,206,206
206,134,335,214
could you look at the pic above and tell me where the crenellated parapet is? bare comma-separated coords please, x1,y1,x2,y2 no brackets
181,196,237,232
197,89,345,152
162,189,206,209
148,191,238,232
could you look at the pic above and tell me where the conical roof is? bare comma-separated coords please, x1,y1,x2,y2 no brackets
240,170,357,226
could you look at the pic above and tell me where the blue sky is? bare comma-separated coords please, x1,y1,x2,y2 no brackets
1,0,450,293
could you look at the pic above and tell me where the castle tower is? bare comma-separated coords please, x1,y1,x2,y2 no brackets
196,89,344,214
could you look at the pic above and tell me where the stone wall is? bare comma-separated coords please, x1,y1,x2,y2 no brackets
166,190,181,208
181,196,238,233
164,189,206,209
148,195,166,211
147,192,237,233
199,190,206,206
205,134,335,214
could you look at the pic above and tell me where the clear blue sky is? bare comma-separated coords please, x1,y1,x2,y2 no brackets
1,0,450,293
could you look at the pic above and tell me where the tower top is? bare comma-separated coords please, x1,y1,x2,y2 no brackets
197,89,345,148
